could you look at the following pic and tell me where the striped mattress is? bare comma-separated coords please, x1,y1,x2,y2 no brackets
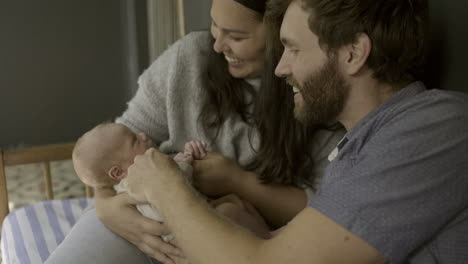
1,198,92,264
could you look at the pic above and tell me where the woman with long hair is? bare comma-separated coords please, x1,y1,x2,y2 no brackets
45,1,342,263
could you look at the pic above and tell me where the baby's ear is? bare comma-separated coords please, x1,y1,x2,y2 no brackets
108,166,126,181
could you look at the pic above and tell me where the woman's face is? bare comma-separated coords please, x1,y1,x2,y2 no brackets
210,0,266,79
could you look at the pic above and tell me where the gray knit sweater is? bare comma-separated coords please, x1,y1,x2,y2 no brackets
116,31,344,188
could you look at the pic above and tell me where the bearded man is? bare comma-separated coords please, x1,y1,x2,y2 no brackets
123,0,468,263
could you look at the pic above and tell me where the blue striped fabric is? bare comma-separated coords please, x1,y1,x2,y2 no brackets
8,213,31,264
1,222,10,264
1,198,92,264
25,205,49,262
44,202,65,246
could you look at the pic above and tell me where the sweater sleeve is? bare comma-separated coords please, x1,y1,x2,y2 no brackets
116,38,183,146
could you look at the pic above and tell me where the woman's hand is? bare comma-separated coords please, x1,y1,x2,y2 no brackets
209,193,247,209
193,153,308,228
94,188,184,264
192,152,246,197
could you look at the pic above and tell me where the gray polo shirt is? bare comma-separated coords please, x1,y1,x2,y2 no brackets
309,82,468,263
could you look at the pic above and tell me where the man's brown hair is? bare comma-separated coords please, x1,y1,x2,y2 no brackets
301,0,430,85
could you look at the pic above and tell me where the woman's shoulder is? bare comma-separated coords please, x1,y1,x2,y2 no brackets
173,31,213,57
180,31,212,46
144,31,212,74
140,31,212,82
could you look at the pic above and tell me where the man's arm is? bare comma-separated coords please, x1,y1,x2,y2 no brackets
231,170,307,228
148,176,385,264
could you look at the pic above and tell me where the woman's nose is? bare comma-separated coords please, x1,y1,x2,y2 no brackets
213,34,227,53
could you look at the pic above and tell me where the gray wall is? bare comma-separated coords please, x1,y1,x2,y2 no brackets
184,0,211,33
425,0,468,92
6,0,462,149
0,0,146,149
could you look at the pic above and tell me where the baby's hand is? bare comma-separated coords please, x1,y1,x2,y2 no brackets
173,152,193,164
184,140,207,160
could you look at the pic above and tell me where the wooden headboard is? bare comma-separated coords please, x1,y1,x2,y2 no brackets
0,142,93,230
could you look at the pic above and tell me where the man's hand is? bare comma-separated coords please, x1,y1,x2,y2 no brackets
126,148,185,204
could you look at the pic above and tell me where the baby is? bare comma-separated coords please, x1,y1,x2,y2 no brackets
73,123,271,242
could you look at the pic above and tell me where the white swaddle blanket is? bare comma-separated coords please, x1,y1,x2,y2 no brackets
113,161,193,242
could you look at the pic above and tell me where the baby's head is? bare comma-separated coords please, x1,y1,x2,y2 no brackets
73,123,152,188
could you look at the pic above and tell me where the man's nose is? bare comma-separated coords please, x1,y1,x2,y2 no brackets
275,53,291,77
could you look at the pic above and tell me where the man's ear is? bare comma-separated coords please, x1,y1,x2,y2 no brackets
108,166,126,181
341,32,372,76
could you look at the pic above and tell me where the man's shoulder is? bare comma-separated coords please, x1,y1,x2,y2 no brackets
371,86,468,136
412,88,468,113
393,88,468,131
347,85,468,160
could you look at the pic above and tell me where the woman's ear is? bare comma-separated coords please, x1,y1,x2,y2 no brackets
108,166,127,180
341,32,372,76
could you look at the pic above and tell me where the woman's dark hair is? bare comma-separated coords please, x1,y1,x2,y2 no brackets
234,0,267,15
198,0,267,139
199,40,257,137
247,0,323,187
199,0,322,188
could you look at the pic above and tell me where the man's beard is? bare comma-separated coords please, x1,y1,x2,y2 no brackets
288,58,349,126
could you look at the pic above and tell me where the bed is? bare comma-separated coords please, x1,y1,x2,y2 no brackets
0,143,93,263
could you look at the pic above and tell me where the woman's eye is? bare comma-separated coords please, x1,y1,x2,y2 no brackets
289,48,299,55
